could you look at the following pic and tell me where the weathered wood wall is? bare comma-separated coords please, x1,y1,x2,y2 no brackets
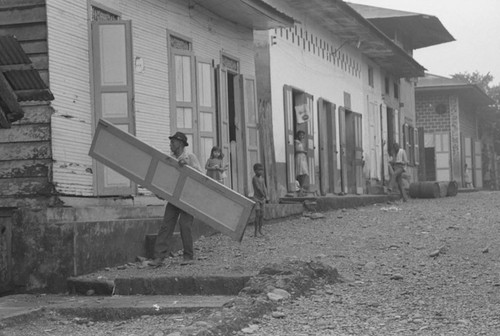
0,0,56,208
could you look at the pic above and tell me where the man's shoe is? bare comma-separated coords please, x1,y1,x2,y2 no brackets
148,258,164,267
180,257,193,266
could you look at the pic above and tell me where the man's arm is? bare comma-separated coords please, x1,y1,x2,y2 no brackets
179,153,202,171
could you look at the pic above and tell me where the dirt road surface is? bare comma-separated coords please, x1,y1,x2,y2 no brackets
2,191,500,335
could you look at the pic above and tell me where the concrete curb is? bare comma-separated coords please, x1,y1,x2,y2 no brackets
1,260,341,334
67,274,254,296
0,294,235,326
114,274,253,296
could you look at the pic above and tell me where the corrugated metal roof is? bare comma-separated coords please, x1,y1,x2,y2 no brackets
4,70,53,101
282,0,425,78
0,35,53,128
197,0,294,30
0,35,32,65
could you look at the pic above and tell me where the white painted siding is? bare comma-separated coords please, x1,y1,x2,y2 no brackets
266,25,364,163
47,0,94,195
361,56,385,181
46,0,255,196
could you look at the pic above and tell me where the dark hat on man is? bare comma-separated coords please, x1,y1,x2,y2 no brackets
169,131,189,146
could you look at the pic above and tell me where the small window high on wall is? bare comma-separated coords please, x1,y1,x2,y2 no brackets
368,66,374,88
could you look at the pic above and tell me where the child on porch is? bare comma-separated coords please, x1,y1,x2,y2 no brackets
205,146,228,184
295,130,309,194
464,163,473,188
252,163,268,237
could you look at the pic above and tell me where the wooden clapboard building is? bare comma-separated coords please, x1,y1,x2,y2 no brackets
0,1,54,294
0,0,293,293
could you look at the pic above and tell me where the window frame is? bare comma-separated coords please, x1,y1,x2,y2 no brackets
384,77,390,95
368,66,374,88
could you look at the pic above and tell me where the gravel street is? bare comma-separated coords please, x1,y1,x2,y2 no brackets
2,191,500,336
245,191,500,336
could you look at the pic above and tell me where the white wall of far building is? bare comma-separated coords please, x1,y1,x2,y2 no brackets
267,27,365,164
360,55,385,180
266,26,388,183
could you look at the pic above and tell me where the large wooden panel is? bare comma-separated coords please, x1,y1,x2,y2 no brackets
89,119,255,241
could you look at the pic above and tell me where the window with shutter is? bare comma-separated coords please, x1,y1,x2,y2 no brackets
408,125,414,166
91,19,135,196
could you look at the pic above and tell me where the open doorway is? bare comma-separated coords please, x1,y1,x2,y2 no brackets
217,68,243,193
217,61,260,196
344,110,363,194
283,86,315,194
386,107,395,154
226,72,242,191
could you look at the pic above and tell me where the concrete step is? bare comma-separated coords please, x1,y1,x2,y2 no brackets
67,274,253,296
0,294,235,326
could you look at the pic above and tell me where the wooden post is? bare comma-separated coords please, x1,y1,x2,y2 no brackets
258,99,278,202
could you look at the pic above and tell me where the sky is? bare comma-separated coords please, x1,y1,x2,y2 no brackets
349,0,500,86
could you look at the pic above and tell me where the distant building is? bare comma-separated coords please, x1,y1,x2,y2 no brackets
415,74,495,188
349,2,455,191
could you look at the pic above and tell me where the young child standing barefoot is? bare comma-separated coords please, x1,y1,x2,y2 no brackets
205,146,227,184
252,163,268,237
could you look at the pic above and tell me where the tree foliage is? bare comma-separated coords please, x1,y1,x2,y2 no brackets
452,71,500,155
451,71,500,106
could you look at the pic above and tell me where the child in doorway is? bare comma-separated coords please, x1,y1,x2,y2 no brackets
252,163,268,237
464,163,473,188
294,130,309,192
205,146,227,183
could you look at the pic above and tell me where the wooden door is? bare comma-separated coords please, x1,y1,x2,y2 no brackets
474,140,483,188
353,113,363,194
317,99,337,195
170,50,196,154
317,99,328,195
196,58,216,172
367,102,380,180
216,66,231,188
283,85,295,192
239,75,260,196
232,74,245,195
305,94,315,188
91,20,135,196
418,127,426,181
435,132,451,181
380,104,389,182
338,106,347,193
